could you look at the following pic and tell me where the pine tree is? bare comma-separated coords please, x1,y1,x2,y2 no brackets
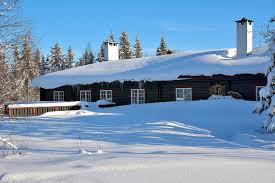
49,43,65,72
65,46,74,69
97,42,105,62
156,36,168,56
133,35,143,58
253,17,275,132
119,32,132,59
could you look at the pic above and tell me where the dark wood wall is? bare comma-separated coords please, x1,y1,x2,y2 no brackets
40,74,267,105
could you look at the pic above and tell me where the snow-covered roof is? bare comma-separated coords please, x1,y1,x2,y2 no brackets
31,47,270,89
6,101,81,109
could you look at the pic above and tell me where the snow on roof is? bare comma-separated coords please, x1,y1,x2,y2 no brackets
31,47,270,89
6,101,81,109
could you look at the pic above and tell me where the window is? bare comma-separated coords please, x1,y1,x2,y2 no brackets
53,91,64,101
256,86,265,101
131,89,145,104
100,90,112,101
176,88,192,101
80,90,91,102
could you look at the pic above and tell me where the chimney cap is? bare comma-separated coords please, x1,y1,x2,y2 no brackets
104,40,118,44
235,17,253,23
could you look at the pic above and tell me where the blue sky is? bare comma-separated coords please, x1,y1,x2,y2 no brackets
22,0,275,58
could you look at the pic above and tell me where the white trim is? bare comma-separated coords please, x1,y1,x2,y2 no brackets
131,89,145,104
53,91,64,101
176,88,192,101
256,86,265,101
100,90,112,101
80,90,91,102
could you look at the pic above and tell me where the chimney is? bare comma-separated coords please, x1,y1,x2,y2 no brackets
235,17,253,56
104,41,119,61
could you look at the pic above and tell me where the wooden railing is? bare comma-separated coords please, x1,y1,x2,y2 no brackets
5,102,81,117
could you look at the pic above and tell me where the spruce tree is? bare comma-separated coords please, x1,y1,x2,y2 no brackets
65,46,74,69
133,35,143,58
119,32,132,59
40,55,49,75
108,32,115,42
77,45,94,66
97,42,105,62
253,17,275,132
49,42,65,72
156,36,168,56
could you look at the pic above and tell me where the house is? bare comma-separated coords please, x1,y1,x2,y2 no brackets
31,18,269,106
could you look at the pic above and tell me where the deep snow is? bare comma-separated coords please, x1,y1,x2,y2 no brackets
31,47,269,89
1,99,275,183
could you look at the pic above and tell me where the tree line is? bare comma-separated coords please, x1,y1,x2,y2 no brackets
40,33,173,75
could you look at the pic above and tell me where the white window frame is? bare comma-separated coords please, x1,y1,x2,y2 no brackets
80,90,91,102
131,89,145,104
53,91,64,101
100,90,112,101
256,86,265,101
176,88,192,101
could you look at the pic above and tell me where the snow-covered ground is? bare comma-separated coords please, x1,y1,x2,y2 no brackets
1,99,275,183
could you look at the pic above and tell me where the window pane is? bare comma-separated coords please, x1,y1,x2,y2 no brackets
80,90,91,102
176,88,192,101
100,90,112,101
131,89,145,104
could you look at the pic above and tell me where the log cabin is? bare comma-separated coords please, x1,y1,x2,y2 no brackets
31,18,268,107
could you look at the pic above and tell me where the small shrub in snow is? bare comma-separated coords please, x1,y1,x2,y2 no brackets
0,116,24,157
77,128,103,156
0,136,23,158
253,18,275,132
